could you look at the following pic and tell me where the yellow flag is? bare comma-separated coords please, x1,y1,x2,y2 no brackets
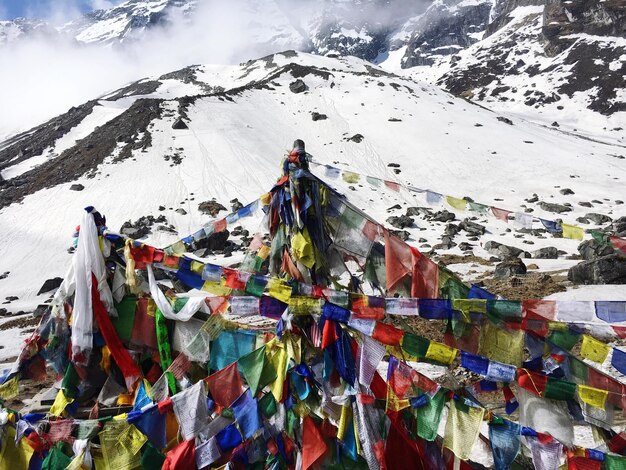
443,401,485,460
267,278,293,303
562,223,584,240
425,342,457,365
260,193,272,206
452,299,486,322
118,424,148,455
0,377,19,400
386,386,410,412
269,346,288,402
50,389,74,417
66,452,86,470
578,384,608,409
191,261,204,275
0,427,34,470
337,405,351,440
291,228,315,268
342,171,360,184
169,240,187,254
478,323,524,366
202,280,232,296
446,196,467,211
257,245,271,260
580,335,610,364
288,297,322,316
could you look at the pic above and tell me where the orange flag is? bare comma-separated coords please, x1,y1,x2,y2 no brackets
302,416,328,470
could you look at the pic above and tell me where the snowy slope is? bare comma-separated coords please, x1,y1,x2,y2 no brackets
0,51,624,327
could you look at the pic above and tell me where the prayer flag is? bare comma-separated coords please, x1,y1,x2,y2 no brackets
232,389,262,439
171,381,208,440
205,362,243,408
302,416,327,470
446,196,467,211
425,341,456,365
443,400,485,460
238,346,277,396
491,207,511,222
580,335,611,363
562,223,584,240
163,439,196,470
578,384,608,409
489,419,520,470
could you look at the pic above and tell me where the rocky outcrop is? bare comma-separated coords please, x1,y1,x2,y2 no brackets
578,239,616,260
402,0,492,67
485,240,530,259
568,253,626,284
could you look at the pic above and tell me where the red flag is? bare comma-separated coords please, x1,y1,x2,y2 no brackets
281,248,303,281
362,220,379,241
302,416,327,470
92,275,141,389
567,456,601,470
517,369,547,397
213,218,227,233
205,362,243,408
372,322,404,346
163,439,196,470
384,180,401,192
410,247,439,298
608,431,626,453
384,230,412,293
223,268,246,290
522,299,556,336
130,244,155,269
321,320,338,349
385,412,426,470
610,236,626,254
491,207,512,223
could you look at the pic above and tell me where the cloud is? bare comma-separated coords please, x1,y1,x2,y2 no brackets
0,0,427,139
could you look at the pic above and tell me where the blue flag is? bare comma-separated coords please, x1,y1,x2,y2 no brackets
216,423,243,452
489,419,520,470
612,347,626,375
231,389,261,440
596,301,626,323
461,351,489,375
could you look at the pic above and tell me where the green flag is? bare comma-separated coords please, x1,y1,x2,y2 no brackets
416,391,446,441
238,346,277,396
141,442,166,470
42,445,72,470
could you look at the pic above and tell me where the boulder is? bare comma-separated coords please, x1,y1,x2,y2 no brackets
578,239,615,260
172,118,188,129
459,218,486,236
387,215,414,229
532,246,559,259
484,240,530,259
311,112,328,121
608,216,626,236
431,210,456,222
585,213,612,224
37,277,64,295
69,184,84,191
494,258,527,279
195,230,230,253
390,230,410,241
289,79,308,93
444,223,460,236
559,188,574,195
198,200,226,217
568,254,626,285
538,201,573,213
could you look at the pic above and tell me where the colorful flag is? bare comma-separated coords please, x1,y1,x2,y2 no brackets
443,400,485,460
562,223,584,240
580,335,611,363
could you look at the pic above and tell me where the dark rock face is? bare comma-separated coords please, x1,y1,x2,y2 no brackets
289,79,308,93
0,100,98,174
578,239,616,260
69,184,85,191
585,213,612,224
431,210,456,222
568,253,626,284
119,214,168,239
494,258,528,279
402,0,492,67
37,277,63,295
543,0,626,41
532,246,559,259
610,217,626,237
0,98,162,209
485,240,530,259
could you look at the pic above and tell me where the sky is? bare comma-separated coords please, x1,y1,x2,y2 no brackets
0,0,122,20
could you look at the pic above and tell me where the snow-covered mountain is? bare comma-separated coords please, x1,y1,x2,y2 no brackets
0,52,624,345
0,0,623,140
